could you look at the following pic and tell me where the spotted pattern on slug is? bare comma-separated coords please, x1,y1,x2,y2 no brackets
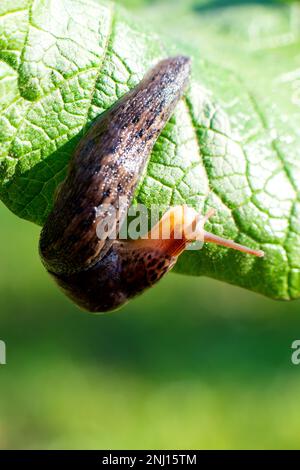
39,56,191,312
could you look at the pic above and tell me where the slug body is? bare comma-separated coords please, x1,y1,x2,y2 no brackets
40,56,263,313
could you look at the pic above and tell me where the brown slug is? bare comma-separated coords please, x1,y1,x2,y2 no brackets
39,56,264,313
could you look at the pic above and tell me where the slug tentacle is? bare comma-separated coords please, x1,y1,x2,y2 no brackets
39,56,264,313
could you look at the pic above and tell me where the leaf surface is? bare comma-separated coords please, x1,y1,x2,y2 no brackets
1,0,300,299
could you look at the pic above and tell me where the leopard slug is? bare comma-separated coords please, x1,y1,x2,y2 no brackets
39,56,264,313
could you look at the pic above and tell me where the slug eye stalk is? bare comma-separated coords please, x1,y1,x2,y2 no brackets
39,56,264,313
143,206,264,259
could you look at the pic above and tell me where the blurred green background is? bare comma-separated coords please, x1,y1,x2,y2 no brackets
1,199,300,450
1,0,300,451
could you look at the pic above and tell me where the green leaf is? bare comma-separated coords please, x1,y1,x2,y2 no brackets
0,0,300,300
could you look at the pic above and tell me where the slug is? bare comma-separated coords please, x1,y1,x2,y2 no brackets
39,56,264,313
